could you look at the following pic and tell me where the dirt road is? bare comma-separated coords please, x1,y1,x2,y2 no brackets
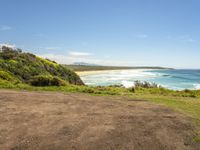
0,90,199,150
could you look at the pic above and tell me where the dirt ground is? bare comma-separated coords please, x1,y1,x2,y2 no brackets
0,90,199,150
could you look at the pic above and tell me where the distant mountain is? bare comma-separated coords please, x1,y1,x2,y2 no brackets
72,62,100,66
0,46,84,86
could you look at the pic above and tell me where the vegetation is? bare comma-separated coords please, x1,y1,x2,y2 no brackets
65,64,172,72
0,70,17,82
134,80,159,88
30,75,67,86
0,46,84,86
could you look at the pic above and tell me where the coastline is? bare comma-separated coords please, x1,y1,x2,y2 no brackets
76,69,154,76
76,69,200,90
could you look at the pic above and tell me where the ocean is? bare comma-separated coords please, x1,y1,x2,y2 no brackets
79,69,200,90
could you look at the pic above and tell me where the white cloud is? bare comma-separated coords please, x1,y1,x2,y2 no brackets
38,54,68,64
38,53,92,64
0,43,16,49
38,51,93,64
38,53,133,66
68,51,93,57
0,25,12,31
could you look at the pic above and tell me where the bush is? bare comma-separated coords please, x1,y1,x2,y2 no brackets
134,80,159,88
108,84,124,88
129,87,135,93
51,77,67,86
30,75,67,86
82,87,95,93
0,70,14,81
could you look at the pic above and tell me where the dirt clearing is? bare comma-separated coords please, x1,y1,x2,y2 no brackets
0,90,199,150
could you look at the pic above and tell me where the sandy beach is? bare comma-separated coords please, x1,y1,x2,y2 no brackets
76,69,152,76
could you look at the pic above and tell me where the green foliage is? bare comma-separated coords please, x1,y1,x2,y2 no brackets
0,47,22,59
0,47,84,86
0,70,14,81
132,86,200,98
30,75,67,86
134,80,159,88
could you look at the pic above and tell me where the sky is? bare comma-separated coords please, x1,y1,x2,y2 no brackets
0,0,200,68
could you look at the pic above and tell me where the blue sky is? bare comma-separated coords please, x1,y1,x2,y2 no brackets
0,0,200,68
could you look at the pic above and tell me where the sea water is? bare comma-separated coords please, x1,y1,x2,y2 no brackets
79,69,200,90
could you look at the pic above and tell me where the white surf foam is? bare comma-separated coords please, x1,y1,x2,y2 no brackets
80,69,162,87
194,84,200,90
121,80,134,88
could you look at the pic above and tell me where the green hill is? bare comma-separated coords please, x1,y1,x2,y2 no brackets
0,46,84,86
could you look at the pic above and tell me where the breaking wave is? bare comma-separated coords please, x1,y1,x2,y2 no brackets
80,69,200,90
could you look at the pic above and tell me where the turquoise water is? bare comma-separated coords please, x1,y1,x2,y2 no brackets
80,69,200,90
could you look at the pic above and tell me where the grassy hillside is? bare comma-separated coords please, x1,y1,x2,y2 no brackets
0,46,84,86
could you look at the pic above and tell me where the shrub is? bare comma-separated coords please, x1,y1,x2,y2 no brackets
134,80,159,88
180,89,197,98
108,84,124,88
129,87,135,93
51,77,67,86
82,87,95,93
0,70,14,81
0,79,15,88
30,75,67,86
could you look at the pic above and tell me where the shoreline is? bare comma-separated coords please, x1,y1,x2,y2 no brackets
76,68,155,76
76,69,200,90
